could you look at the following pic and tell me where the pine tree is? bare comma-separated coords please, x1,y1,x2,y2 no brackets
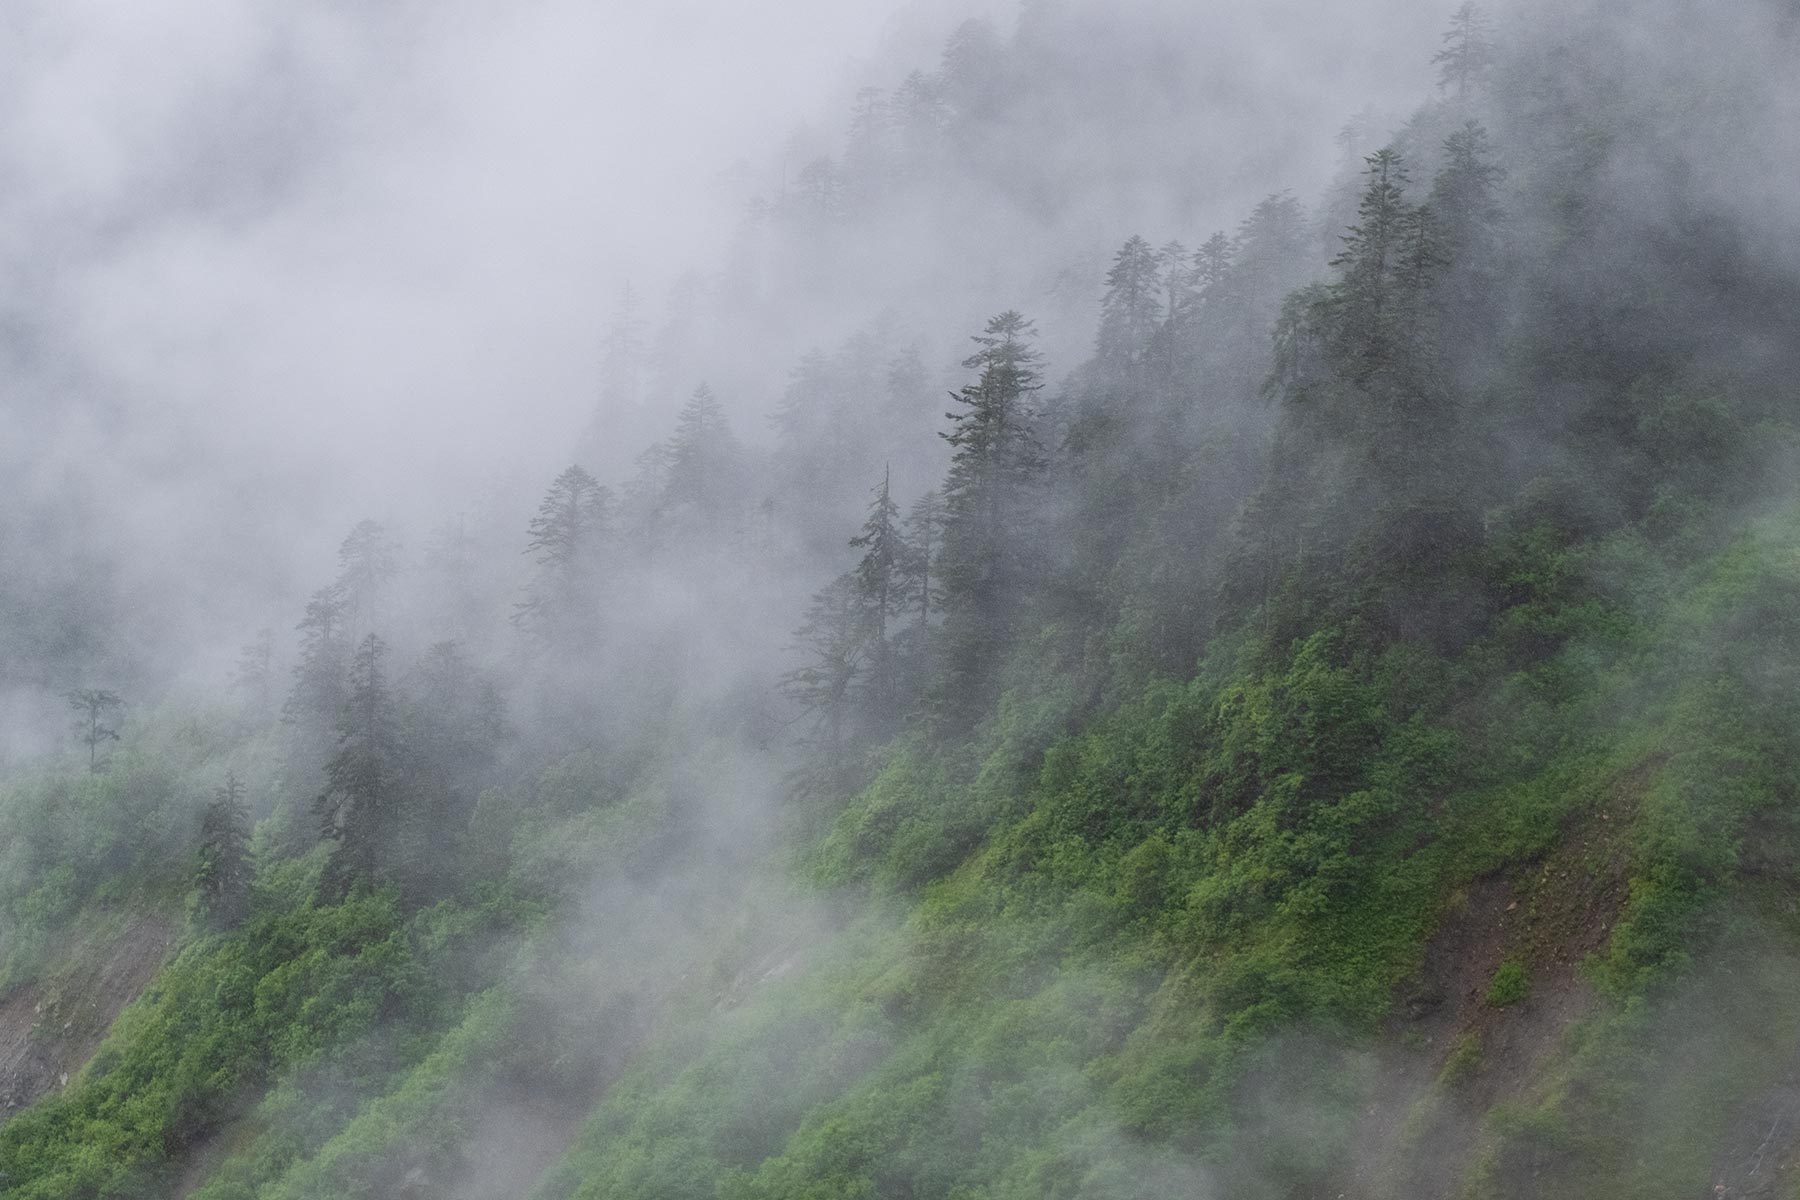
1096,235,1164,370
195,773,252,929
793,156,844,226
1191,233,1234,302
1157,240,1193,325
333,520,399,642
316,634,401,898
232,629,275,715
1429,121,1507,358
665,384,743,522
1326,148,1417,383
515,465,612,644
66,688,123,773
900,490,944,634
934,312,1046,719
779,574,870,759
892,71,948,177
849,467,906,714
284,588,348,734
400,640,505,894
1434,3,1497,101
843,87,893,209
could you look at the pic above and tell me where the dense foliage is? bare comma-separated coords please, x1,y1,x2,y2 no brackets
4,2,1800,1198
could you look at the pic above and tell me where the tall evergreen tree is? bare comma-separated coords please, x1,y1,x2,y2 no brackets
333,520,400,642
665,384,743,522
195,773,252,929
284,588,348,734
232,629,275,715
515,465,612,644
66,688,123,773
849,466,906,715
1156,240,1193,325
779,574,870,760
400,641,506,894
894,489,946,697
1434,3,1497,101
1429,121,1507,360
934,312,1047,719
1325,148,1419,384
1096,235,1164,370
316,634,401,898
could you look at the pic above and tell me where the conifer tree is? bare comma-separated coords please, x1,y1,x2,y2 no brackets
333,520,400,642
232,629,275,715
195,773,252,929
899,490,944,638
779,574,870,759
1429,121,1507,357
1326,148,1417,383
892,70,948,176
849,466,905,713
284,588,348,734
66,688,123,773
400,640,505,893
316,634,401,898
934,312,1046,718
1191,233,1234,302
1434,3,1497,101
844,87,893,208
515,465,612,643
665,384,743,521
1096,235,1164,370
1157,240,1192,325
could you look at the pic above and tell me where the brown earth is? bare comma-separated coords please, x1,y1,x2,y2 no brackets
1336,780,1639,1199
0,912,176,1120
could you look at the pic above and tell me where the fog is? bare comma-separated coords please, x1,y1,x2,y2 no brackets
5,0,1799,1194
0,0,1451,717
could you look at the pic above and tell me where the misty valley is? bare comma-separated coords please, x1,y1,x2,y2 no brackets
4,1,1800,1197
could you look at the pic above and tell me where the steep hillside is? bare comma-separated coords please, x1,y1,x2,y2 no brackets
3,1,1800,1198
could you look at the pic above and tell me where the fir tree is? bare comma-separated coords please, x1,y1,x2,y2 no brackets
1434,3,1497,101
232,629,275,715
844,87,893,208
316,634,401,898
1191,233,1234,302
66,688,123,773
400,640,506,894
195,773,252,929
665,384,743,521
332,520,399,645
779,574,870,759
849,466,905,714
515,465,612,644
934,312,1047,719
1096,235,1164,370
525,466,611,571
1429,121,1507,359
1156,240,1193,325
900,489,944,637
1326,148,1418,383
284,588,348,735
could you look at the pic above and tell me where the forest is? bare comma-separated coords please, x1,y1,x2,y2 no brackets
3,0,1800,1196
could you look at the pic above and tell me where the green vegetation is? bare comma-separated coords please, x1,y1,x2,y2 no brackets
1486,961,1528,1008
4,3,1800,1199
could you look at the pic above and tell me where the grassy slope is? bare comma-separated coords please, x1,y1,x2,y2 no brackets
532,501,1800,1199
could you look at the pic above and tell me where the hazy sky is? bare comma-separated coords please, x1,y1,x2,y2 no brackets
0,0,1445,685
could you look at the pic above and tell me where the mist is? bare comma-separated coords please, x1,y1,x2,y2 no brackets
4,0,1800,1196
